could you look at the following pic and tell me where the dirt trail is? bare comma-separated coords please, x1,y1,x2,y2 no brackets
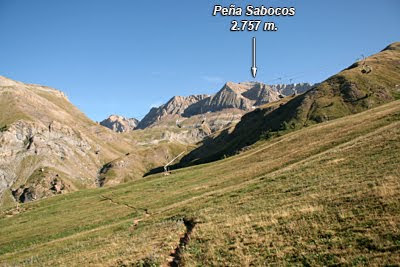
168,218,197,267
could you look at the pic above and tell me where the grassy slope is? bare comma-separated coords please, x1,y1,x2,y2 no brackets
0,100,399,266
180,42,400,165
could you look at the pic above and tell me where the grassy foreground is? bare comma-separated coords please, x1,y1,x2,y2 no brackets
1,100,400,266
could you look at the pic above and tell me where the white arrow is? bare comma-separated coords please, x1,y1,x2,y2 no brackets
251,37,257,78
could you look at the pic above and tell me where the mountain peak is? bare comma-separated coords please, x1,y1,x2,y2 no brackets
100,115,138,132
223,81,253,94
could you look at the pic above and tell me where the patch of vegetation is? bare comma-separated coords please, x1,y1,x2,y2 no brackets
0,124,8,132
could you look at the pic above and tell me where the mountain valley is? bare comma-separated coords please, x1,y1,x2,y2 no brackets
0,42,399,266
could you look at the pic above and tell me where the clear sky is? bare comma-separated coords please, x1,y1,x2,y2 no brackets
0,0,399,121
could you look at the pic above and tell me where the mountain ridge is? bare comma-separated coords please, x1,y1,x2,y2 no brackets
136,82,313,129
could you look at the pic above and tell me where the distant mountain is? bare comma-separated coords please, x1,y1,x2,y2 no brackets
100,115,138,132
178,42,400,166
138,82,313,129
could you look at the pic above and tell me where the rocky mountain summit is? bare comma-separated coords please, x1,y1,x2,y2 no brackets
100,115,138,132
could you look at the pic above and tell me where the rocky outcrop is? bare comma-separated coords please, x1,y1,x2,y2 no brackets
137,95,209,129
11,167,74,203
100,115,138,132
0,119,96,201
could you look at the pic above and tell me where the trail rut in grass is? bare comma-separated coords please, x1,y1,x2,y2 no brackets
169,218,197,267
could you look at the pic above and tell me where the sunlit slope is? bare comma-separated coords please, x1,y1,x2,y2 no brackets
180,42,400,165
0,100,399,265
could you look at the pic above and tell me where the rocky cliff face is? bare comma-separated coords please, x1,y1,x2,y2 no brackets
100,115,138,132
0,119,95,200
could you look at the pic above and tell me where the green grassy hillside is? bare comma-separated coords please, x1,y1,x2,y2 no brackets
1,100,399,266
180,42,400,166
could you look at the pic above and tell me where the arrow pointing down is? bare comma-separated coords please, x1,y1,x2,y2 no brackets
251,37,257,78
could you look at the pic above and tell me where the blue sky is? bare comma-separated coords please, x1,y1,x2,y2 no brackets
0,0,399,121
